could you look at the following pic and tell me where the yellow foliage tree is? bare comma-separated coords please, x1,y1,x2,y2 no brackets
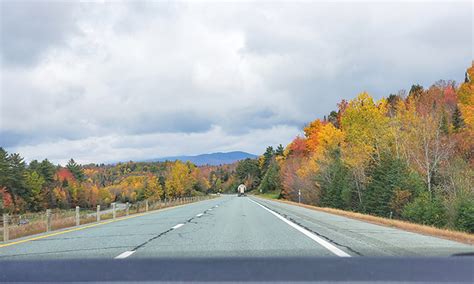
165,161,194,198
340,92,390,205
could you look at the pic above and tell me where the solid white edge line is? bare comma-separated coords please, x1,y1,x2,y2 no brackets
172,223,184,229
196,213,203,217
115,250,135,259
249,199,351,257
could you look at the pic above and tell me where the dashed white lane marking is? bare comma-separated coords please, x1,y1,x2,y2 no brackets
249,199,351,257
196,213,203,217
208,208,213,211
172,223,184,229
215,205,219,208
115,250,135,259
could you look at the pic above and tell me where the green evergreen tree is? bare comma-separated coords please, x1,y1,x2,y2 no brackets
452,106,465,131
258,161,281,193
275,144,285,156
440,113,449,135
66,158,84,181
364,154,412,217
402,192,447,227
454,198,474,233
262,146,275,173
317,149,351,209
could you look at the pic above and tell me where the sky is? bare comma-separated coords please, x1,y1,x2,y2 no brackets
0,1,472,165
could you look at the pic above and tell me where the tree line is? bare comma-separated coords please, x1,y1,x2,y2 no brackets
0,152,238,213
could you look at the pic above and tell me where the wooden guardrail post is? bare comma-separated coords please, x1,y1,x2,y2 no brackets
97,205,101,222
46,209,52,232
3,214,9,242
75,206,80,226
112,203,116,219
126,202,130,216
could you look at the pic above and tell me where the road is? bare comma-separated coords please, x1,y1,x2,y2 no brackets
0,195,472,259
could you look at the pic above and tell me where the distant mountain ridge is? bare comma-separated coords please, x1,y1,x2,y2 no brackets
147,151,258,166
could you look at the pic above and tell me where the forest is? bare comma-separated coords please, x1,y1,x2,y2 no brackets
246,64,473,233
1,64,473,233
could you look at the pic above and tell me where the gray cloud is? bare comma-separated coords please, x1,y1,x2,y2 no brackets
0,1,472,164
0,1,79,66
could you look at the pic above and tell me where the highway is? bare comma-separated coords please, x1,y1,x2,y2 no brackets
0,195,472,259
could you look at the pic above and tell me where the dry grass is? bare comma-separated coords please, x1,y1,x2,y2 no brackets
1,196,213,242
263,197,474,245
9,221,47,240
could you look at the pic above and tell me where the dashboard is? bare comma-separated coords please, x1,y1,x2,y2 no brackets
0,256,473,283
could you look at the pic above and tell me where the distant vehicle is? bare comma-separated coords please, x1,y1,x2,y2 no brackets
18,217,29,226
237,184,246,197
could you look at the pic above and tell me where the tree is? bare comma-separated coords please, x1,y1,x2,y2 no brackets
66,159,84,181
402,192,446,227
7,153,28,208
236,158,261,190
275,144,285,156
454,198,474,232
24,171,45,211
258,160,281,193
0,148,12,198
165,161,194,198
261,146,275,173
364,154,418,217
38,159,57,184
400,95,453,197
327,111,339,128
409,84,423,98
143,175,163,201
317,149,352,209
341,93,390,208
452,106,465,131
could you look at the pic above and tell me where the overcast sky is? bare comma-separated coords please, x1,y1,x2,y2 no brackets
0,1,472,165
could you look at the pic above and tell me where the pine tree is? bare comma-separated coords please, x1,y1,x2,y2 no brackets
364,154,414,217
317,149,351,209
452,106,465,131
262,146,275,173
258,161,281,193
275,144,285,156
66,159,84,181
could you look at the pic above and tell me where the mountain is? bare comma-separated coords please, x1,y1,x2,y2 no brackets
147,151,258,166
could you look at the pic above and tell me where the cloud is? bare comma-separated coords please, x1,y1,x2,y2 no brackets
11,125,301,165
0,1,472,164
0,1,80,66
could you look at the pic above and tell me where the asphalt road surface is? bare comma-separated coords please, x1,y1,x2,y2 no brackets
0,195,473,259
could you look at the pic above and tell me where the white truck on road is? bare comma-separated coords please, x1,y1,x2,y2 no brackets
237,184,246,197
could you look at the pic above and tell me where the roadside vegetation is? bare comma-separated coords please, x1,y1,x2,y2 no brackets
240,63,474,234
0,153,236,215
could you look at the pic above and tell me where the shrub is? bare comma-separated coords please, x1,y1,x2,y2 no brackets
454,199,474,233
402,192,447,227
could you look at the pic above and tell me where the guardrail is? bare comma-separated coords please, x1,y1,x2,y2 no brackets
1,196,212,243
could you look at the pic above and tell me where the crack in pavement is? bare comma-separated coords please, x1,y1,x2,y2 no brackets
131,203,223,252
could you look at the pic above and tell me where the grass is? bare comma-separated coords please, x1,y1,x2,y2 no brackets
256,191,280,199
259,196,474,245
